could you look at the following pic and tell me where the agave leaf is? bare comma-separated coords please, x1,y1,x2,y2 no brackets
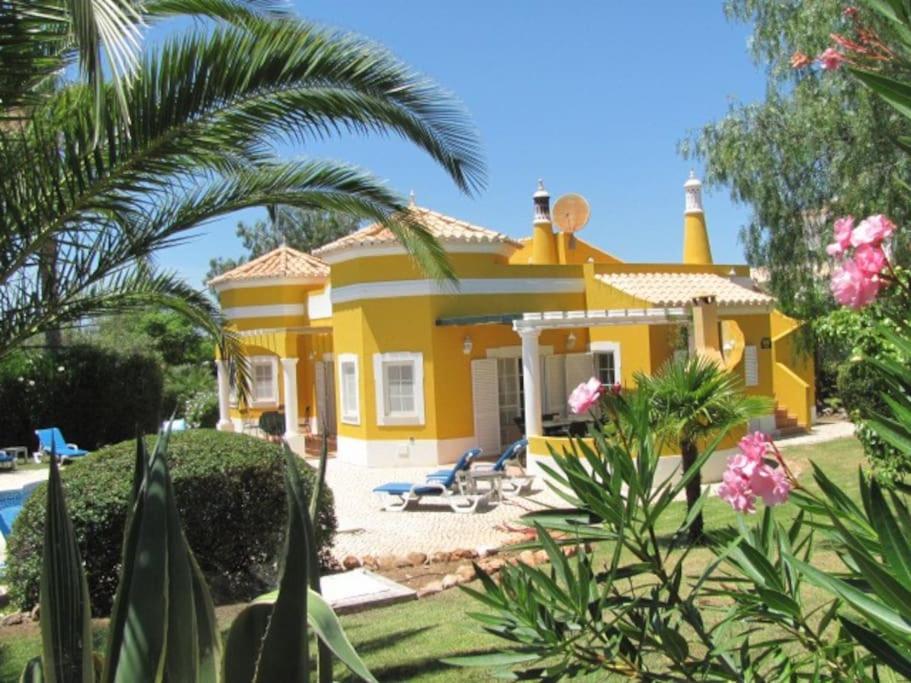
101,437,150,681
188,550,222,683
19,657,44,682
223,603,273,683
307,589,377,683
39,451,95,683
250,448,311,682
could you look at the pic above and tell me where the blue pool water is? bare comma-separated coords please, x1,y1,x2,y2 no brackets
0,482,42,538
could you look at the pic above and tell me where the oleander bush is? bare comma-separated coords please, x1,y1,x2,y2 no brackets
6,430,336,615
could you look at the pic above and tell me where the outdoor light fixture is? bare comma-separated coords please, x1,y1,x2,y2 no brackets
463,336,473,355
566,332,577,350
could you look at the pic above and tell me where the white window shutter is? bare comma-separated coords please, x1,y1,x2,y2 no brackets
471,358,501,453
564,353,594,397
544,355,566,417
744,346,759,387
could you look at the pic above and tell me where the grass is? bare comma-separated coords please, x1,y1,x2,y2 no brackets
0,436,867,682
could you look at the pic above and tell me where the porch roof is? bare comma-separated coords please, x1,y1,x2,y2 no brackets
512,307,689,332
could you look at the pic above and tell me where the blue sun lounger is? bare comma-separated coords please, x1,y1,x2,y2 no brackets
35,428,89,462
373,448,488,513
469,438,533,496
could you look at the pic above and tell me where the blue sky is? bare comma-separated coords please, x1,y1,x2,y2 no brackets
162,1,767,286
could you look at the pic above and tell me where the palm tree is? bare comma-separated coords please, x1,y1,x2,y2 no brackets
636,356,770,543
0,0,486,391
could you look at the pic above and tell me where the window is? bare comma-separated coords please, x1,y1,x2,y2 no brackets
338,354,360,424
590,341,621,387
594,352,616,386
250,356,278,405
373,352,424,425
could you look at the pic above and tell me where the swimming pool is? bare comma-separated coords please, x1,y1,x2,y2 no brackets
0,481,42,538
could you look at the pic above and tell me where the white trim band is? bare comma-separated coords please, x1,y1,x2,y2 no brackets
223,303,307,320
331,277,584,304
317,241,515,264
211,276,327,292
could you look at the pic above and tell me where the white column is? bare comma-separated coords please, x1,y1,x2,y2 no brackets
281,358,300,439
519,328,543,438
215,360,234,432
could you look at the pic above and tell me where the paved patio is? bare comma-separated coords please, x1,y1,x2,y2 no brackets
314,420,857,562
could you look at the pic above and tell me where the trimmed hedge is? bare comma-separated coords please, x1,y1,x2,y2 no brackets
6,430,336,615
0,345,163,452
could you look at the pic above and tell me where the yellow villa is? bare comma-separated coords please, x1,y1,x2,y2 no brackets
209,173,814,478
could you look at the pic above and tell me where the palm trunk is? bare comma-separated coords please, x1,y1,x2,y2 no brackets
40,238,61,348
680,438,704,543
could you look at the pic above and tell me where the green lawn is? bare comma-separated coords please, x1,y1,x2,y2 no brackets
0,436,866,682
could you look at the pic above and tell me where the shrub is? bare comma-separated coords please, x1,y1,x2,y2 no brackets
837,358,908,484
6,430,336,615
185,388,219,428
0,345,163,452
162,362,216,418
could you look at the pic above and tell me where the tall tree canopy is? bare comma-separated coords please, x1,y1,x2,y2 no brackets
681,0,911,317
206,207,360,283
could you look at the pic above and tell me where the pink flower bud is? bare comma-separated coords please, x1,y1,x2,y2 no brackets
817,48,846,70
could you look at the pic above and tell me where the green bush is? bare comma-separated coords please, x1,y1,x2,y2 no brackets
0,345,163,452
5,430,336,615
185,388,219,428
162,362,216,418
837,359,909,484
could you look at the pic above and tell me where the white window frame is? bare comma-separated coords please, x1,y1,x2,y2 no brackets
338,353,360,425
373,352,425,426
249,355,280,407
590,341,622,387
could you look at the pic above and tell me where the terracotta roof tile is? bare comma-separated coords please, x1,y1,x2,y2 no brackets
313,206,522,257
208,245,329,286
595,272,775,307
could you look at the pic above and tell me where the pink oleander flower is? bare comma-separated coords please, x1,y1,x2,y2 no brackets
818,47,846,70
609,382,622,396
719,433,793,512
830,258,881,309
568,377,602,415
717,469,756,514
851,214,896,247
834,216,854,248
843,6,859,19
739,431,771,462
853,243,887,275
750,466,792,506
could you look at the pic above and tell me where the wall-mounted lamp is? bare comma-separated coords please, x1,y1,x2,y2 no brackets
463,336,473,355
566,331,577,351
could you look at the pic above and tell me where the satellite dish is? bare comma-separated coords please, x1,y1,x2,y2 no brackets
552,194,591,234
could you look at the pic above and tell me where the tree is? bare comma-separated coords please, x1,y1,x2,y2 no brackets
681,0,911,318
636,356,769,543
0,0,486,381
207,207,360,283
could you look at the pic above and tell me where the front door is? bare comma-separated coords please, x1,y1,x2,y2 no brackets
315,360,337,436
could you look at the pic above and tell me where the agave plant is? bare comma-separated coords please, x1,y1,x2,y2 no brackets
24,432,373,682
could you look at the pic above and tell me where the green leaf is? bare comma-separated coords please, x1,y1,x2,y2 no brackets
19,657,44,682
39,452,95,683
840,616,911,679
441,652,543,668
792,556,911,641
756,588,801,620
868,479,911,590
223,603,272,683
249,448,312,682
852,68,911,124
306,589,377,683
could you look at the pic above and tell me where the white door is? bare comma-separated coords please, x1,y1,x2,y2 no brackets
471,358,501,454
